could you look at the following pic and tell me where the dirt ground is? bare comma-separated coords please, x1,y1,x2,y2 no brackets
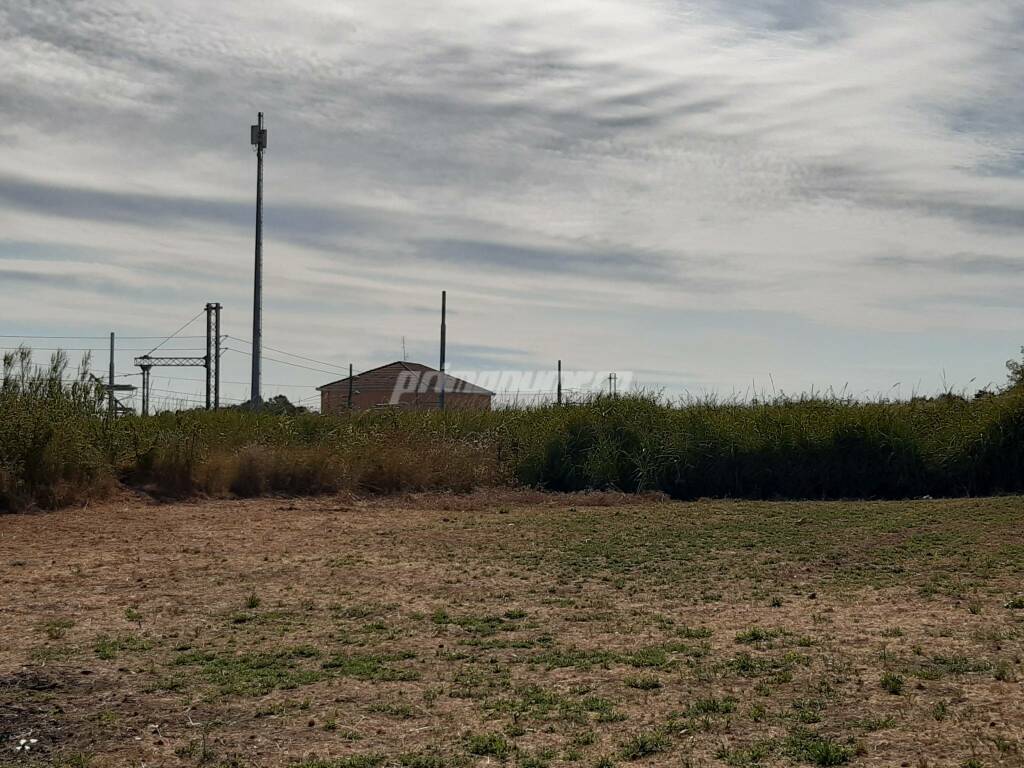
1,491,1022,768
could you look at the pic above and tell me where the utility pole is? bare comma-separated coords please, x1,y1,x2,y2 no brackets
108,332,115,421
439,290,446,410
347,363,354,410
205,304,213,410
204,303,222,410
250,112,267,406
140,364,151,416
214,303,221,409
557,360,562,405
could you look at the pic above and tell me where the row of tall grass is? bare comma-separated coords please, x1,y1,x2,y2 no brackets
4,346,1024,511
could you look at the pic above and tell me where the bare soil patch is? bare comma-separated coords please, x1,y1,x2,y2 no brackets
1,493,1022,767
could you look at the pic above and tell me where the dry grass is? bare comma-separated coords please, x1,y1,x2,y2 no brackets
1,493,1022,767
137,439,506,500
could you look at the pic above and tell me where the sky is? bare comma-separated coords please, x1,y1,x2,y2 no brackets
1,0,1023,408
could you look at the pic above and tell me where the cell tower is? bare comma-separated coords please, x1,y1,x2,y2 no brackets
250,112,267,405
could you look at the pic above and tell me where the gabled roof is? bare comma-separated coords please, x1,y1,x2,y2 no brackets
317,361,494,396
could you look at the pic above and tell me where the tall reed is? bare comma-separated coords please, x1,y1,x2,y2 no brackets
4,346,1024,510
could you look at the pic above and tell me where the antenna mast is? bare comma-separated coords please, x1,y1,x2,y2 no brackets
250,112,267,405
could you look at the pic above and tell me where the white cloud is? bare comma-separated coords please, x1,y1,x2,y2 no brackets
0,0,1022,402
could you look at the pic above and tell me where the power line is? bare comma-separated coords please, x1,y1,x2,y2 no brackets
127,373,318,388
16,349,208,355
227,336,349,372
146,309,206,355
224,346,344,377
0,335,207,340
146,386,247,404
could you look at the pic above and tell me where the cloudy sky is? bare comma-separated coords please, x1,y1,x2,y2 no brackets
1,0,1022,407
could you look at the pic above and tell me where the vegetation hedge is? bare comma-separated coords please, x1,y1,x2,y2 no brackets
4,347,1024,511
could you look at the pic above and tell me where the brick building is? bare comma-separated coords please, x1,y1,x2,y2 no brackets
318,361,493,413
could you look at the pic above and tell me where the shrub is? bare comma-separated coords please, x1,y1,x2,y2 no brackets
0,348,112,511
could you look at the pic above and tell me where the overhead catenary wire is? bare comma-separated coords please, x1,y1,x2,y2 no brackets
2,346,209,352
145,386,248,404
122,373,319,388
223,346,347,377
0,334,207,340
227,336,349,372
145,309,206,356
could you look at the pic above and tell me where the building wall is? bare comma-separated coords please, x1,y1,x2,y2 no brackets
320,386,490,413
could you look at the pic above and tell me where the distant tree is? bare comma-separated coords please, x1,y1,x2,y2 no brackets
263,394,308,414
233,394,308,414
1007,347,1024,391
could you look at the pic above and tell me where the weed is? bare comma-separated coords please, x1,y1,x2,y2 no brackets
518,749,555,768
399,752,449,768
532,646,617,670
619,729,670,760
717,740,776,766
993,661,1016,682
880,672,904,695
624,675,661,691
292,757,384,768
368,700,416,719
735,627,777,645
855,715,896,732
685,697,737,717
465,732,513,758
785,728,853,766
93,633,151,660
322,651,419,681
42,618,74,640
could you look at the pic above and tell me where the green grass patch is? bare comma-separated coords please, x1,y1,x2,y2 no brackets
619,729,671,760
93,633,152,660
624,675,661,691
173,646,323,697
464,732,514,758
322,651,419,681
784,728,854,766
292,757,385,768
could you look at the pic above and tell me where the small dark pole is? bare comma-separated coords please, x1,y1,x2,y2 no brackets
347,363,354,410
439,290,447,410
141,365,151,416
557,360,562,405
108,332,115,421
213,303,221,409
205,303,213,410
250,112,267,406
